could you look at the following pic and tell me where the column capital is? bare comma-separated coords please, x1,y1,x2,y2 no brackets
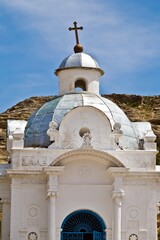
112,190,125,199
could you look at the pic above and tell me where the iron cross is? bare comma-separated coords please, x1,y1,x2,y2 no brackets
68,21,83,45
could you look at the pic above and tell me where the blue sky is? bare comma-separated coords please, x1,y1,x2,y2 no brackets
0,0,160,113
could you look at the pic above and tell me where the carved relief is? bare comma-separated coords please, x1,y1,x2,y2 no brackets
39,156,47,166
22,156,47,166
28,207,38,218
22,156,30,166
129,209,139,219
81,132,93,149
78,166,91,179
28,232,38,240
30,157,39,166
27,206,40,228
129,234,138,240
125,206,140,238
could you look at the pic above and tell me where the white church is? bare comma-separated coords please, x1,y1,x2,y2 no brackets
0,22,159,240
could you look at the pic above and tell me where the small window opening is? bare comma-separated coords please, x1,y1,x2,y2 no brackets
75,79,87,91
79,127,90,137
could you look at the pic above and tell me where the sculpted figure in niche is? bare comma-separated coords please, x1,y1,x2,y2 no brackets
110,123,123,149
47,120,61,148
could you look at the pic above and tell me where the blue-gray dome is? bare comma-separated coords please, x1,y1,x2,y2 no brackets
24,93,138,148
55,52,104,75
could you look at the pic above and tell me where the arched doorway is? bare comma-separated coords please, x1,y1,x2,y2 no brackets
61,210,106,240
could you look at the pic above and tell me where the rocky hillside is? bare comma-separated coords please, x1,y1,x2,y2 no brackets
0,94,160,163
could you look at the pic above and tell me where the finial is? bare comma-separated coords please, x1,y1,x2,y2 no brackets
68,21,83,53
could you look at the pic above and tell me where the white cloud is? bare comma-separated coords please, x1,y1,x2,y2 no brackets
1,0,160,73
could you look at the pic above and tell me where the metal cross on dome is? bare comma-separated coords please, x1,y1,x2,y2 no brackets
68,21,83,45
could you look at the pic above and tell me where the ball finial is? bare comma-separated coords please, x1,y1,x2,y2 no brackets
74,44,83,53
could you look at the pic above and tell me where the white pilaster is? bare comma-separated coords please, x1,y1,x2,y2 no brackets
107,168,127,240
112,191,124,240
47,191,57,240
44,166,64,240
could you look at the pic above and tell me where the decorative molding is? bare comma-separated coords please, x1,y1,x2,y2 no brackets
51,149,124,167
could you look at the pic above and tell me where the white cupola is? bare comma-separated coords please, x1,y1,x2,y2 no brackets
54,22,104,95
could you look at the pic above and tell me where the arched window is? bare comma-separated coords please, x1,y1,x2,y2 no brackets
61,210,106,240
75,79,87,91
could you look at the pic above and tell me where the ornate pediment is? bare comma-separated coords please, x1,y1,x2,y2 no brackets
50,149,125,168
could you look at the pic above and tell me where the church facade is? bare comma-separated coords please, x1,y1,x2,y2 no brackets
0,22,159,240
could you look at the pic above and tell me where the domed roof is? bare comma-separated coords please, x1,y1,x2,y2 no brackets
24,92,138,149
55,52,104,75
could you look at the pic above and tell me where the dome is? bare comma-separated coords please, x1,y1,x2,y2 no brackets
55,52,104,76
24,92,138,149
